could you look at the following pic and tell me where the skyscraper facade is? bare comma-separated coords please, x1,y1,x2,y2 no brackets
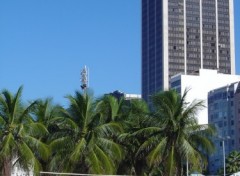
142,0,235,102
208,82,240,173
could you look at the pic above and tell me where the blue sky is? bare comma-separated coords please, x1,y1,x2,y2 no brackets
0,0,239,105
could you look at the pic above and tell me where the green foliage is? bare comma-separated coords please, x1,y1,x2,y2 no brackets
132,89,216,176
0,86,49,176
226,151,240,174
218,150,240,175
48,91,124,174
0,87,217,176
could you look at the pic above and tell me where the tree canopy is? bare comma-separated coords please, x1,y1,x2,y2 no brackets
0,87,216,175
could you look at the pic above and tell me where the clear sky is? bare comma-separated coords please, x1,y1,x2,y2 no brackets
0,0,239,105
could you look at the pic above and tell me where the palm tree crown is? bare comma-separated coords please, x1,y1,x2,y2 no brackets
0,86,217,176
134,89,215,175
226,151,240,174
49,91,123,174
0,86,49,176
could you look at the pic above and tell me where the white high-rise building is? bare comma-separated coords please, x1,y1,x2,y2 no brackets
170,69,240,124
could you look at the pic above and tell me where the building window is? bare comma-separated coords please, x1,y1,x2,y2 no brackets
171,79,181,88
218,121,223,128
224,121,227,126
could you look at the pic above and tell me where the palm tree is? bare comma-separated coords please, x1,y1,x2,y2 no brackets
95,95,126,123
225,151,240,174
117,98,150,175
32,98,63,130
95,95,152,175
31,98,63,172
134,89,215,176
0,86,49,176
49,91,124,174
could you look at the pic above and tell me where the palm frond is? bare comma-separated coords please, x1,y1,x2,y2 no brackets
132,127,162,138
165,146,176,176
24,136,50,161
50,136,73,153
17,141,42,173
69,138,87,163
24,122,49,137
145,137,167,167
94,122,123,137
93,144,115,174
86,149,101,174
11,86,24,123
97,137,124,161
0,133,15,157
19,100,39,123
0,115,6,126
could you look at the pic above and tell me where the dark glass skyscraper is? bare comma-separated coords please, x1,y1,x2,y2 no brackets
142,0,235,103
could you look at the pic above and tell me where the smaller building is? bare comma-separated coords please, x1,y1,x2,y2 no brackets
170,69,240,124
190,172,204,176
125,94,142,100
108,90,141,101
208,82,240,174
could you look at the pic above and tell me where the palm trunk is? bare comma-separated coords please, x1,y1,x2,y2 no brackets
2,158,11,176
176,158,183,176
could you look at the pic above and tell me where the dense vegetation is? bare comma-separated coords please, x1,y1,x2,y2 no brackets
0,87,216,176
218,150,240,175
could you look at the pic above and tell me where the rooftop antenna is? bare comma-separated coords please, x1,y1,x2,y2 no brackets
80,65,89,92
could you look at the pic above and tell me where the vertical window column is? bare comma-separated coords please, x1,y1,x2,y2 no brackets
184,0,187,74
216,0,219,69
155,0,157,91
200,0,203,69
229,0,235,74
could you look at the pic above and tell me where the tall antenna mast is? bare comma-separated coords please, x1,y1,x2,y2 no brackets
80,65,89,92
